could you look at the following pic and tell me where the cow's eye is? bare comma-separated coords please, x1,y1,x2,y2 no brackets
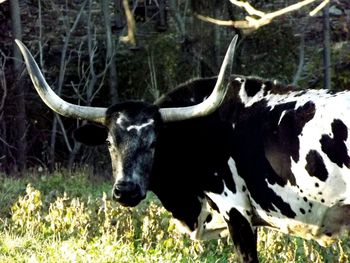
106,140,111,147
150,141,156,149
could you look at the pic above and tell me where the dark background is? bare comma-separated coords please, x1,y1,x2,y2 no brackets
0,0,349,176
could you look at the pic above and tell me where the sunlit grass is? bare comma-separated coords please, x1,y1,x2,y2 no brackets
0,171,349,262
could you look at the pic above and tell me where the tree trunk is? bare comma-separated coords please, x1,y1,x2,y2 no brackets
115,0,124,29
292,32,305,86
322,3,331,90
10,0,27,174
157,0,167,31
213,1,222,71
102,0,119,104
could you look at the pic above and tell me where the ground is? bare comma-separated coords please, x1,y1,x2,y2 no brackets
0,170,349,262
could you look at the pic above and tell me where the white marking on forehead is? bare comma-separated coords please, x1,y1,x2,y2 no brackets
126,119,154,132
116,114,155,133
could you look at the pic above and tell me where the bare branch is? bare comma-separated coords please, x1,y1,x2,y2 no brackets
196,14,248,28
120,0,137,45
0,136,16,150
148,52,159,100
169,0,188,39
56,115,73,152
229,0,265,17
262,0,320,21
310,0,330,16
0,50,8,113
198,0,325,32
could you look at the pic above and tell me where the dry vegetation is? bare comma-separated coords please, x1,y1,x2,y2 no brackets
0,171,349,262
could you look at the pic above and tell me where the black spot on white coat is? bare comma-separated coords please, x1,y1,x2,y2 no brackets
320,119,350,168
305,150,328,181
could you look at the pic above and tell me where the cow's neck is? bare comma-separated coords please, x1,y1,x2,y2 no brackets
149,115,233,229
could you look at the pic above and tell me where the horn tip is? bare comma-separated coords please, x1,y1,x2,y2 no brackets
14,39,23,47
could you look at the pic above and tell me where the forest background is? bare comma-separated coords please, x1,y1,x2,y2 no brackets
0,0,350,176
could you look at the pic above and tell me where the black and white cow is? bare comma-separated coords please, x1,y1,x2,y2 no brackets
16,36,350,263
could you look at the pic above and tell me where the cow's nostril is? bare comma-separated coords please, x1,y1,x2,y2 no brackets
112,181,144,207
113,181,138,199
113,187,121,198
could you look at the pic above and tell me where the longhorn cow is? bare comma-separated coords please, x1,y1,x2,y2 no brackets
16,36,350,262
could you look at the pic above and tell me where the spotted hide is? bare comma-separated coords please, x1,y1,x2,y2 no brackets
153,75,350,262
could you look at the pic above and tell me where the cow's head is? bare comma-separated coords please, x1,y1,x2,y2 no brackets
73,102,162,206
15,35,238,207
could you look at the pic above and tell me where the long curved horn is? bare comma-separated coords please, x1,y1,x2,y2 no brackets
159,35,238,122
15,40,107,124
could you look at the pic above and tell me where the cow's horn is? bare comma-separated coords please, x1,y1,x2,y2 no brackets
15,39,107,124
159,35,238,122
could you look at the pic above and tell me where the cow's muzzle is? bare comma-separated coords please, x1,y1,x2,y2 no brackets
112,181,144,207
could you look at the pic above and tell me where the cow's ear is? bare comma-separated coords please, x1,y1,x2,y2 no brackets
73,124,108,146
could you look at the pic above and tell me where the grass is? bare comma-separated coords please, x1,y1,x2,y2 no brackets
0,171,349,262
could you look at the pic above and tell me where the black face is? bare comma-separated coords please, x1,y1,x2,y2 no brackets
74,101,162,207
